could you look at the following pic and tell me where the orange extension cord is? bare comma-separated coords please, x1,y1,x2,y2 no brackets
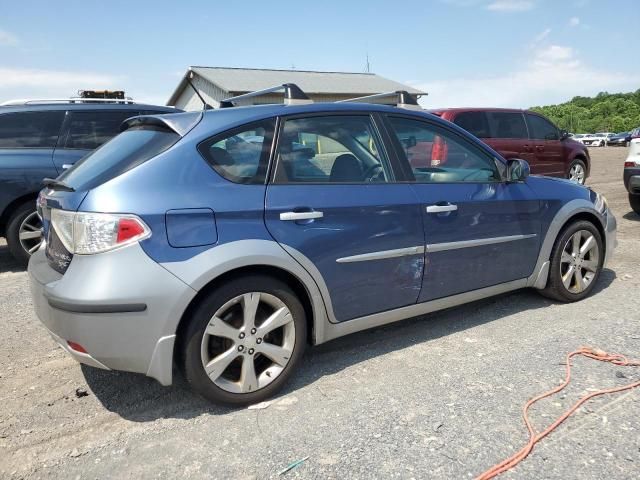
476,347,640,480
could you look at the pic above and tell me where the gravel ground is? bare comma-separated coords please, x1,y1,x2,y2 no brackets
1,147,639,479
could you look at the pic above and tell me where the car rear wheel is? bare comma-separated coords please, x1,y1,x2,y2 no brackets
181,275,307,406
629,194,640,215
567,159,587,185
6,201,43,266
540,220,603,302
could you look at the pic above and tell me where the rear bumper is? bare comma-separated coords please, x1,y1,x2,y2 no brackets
623,169,640,194
28,243,196,385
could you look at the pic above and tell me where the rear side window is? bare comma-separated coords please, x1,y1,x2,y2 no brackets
198,120,275,184
63,110,139,150
453,111,491,138
526,113,559,140
486,112,528,139
59,126,179,190
0,111,64,148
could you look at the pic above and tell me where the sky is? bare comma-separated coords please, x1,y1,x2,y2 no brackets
0,0,638,109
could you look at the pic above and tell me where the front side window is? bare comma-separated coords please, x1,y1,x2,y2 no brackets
0,111,65,148
64,110,138,150
526,113,559,140
486,112,528,139
453,111,491,138
273,115,391,184
387,116,502,183
198,119,275,184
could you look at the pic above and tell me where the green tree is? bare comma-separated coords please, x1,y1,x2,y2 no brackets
530,90,640,133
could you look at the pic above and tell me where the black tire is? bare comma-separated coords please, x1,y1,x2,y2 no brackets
181,275,307,406
567,158,587,185
630,194,640,215
540,220,603,302
6,201,42,266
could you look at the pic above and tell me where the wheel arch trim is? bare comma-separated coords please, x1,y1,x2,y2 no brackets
526,199,608,289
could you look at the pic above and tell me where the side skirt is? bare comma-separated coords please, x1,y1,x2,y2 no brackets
316,278,528,344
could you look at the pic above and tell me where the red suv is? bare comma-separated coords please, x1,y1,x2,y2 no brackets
430,108,590,184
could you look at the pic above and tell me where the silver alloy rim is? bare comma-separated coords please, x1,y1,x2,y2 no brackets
200,292,296,394
18,211,44,255
569,163,585,184
560,230,599,294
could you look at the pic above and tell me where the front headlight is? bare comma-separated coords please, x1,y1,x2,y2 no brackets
594,193,608,214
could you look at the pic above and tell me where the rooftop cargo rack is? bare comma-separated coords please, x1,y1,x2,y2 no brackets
336,90,422,110
219,83,313,108
1,97,136,106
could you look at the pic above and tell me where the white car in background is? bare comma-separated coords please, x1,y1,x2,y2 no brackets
581,133,608,147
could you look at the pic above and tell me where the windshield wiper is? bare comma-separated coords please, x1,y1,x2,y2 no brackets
42,178,75,192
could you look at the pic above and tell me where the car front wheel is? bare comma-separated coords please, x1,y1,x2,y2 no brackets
181,275,307,406
629,194,640,215
540,220,603,302
567,159,587,185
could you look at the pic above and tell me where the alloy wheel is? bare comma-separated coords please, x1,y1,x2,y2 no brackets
200,292,296,394
560,230,600,294
18,211,44,255
569,163,586,184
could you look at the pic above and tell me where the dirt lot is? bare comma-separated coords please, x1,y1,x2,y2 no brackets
1,147,639,479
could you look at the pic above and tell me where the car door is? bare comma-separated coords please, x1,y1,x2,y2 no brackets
483,111,537,169
525,113,565,177
383,114,542,302
264,113,425,322
52,109,139,173
0,110,64,212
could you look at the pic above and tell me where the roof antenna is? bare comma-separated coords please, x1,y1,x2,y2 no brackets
365,52,371,73
186,71,213,110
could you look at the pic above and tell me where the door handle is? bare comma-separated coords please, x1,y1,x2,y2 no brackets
280,211,324,221
535,145,544,151
426,204,458,213
62,164,73,170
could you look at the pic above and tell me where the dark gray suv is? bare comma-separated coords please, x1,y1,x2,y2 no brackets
0,99,177,264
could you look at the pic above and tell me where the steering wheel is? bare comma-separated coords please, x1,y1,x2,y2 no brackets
362,164,384,182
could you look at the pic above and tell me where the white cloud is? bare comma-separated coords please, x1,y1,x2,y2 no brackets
0,67,125,101
0,29,18,46
415,44,640,108
486,0,535,12
569,16,580,26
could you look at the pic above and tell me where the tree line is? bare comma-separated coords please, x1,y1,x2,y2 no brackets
530,89,640,134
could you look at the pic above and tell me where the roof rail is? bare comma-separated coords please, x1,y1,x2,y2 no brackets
337,90,422,110
0,97,136,106
219,83,312,108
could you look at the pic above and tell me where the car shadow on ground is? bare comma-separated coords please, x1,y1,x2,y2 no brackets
0,244,25,274
82,268,616,422
622,211,639,222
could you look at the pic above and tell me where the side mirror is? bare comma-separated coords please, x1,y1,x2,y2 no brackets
507,158,530,182
559,129,570,140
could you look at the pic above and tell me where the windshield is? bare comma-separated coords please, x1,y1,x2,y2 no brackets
59,126,179,191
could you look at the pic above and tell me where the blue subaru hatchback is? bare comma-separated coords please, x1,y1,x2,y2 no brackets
28,86,616,405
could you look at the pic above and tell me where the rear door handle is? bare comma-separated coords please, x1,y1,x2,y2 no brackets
280,211,324,221
426,204,458,213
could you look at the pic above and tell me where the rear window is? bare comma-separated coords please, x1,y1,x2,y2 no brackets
0,111,65,148
453,111,491,138
59,126,179,190
486,112,528,139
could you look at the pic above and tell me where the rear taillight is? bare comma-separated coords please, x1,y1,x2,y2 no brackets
624,161,639,168
50,209,150,255
431,135,448,166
